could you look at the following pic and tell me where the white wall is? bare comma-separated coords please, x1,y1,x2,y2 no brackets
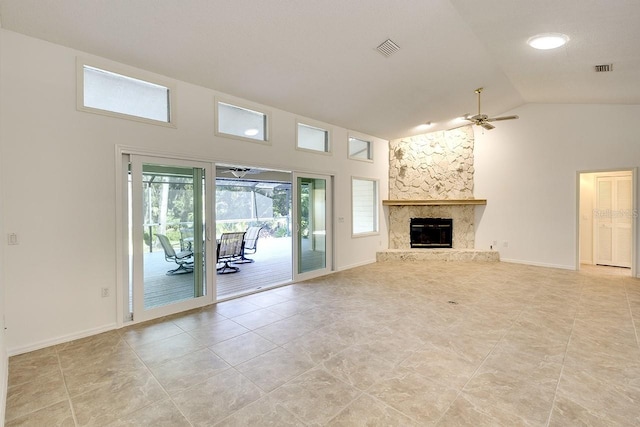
0,21,8,426
0,30,389,354
474,103,640,271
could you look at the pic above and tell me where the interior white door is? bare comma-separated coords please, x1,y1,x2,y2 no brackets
293,173,333,281
595,175,632,268
129,155,215,322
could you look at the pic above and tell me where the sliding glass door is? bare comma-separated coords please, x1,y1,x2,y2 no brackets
293,173,333,281
129,155,214,322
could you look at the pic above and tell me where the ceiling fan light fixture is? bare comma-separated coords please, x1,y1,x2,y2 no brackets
230,168,249,178
527,33,569,50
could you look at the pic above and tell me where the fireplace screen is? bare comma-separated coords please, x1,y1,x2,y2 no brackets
410,218,452,248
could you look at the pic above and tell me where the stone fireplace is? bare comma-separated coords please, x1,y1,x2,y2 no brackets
385,126,482,250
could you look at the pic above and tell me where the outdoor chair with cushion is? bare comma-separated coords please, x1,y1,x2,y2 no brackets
156,233,194,275
234,226,263,264
217,231,245,274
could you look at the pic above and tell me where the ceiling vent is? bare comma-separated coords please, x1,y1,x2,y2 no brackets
376,39,400,57
594,64,613,72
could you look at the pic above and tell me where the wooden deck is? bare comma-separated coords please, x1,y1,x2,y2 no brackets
141,237,293,309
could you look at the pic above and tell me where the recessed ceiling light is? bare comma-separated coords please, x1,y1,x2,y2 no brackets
527,33,569,50
244,128,259,136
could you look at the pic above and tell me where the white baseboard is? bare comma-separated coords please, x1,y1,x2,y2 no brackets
500,258,576,271
7,323,118,357
337,259,376,271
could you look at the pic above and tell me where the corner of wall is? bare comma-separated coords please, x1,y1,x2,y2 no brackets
0,24,9,426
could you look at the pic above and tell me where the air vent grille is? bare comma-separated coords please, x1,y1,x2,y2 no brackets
594,64,613,72
376,39,400,57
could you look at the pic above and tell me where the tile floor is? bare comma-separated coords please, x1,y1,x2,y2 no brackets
5,260,640,426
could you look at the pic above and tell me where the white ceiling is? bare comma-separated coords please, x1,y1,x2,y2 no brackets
1,0,638,139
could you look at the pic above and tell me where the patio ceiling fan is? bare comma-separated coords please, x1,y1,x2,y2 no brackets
462,87,518,130
220,167,260,178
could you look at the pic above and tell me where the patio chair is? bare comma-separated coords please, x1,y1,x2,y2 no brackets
156,233,194,275
233,226,263,264
179,227,194,251
217,231,245,274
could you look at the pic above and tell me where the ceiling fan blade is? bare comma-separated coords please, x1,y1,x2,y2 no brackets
481,122,495,130
486,115,519,122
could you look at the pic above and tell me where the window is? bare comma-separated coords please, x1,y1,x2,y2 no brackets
80,62,172,125
216,101,268,143
297,122,330,153
352,178,379,235
348,136,373,161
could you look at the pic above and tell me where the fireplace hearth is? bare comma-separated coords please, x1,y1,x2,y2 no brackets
410,218,453,248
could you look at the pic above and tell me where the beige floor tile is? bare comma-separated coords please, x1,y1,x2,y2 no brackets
214,395,302,427
323,345,396,391
239,291,291,308
62,341,147,397
368,367,459,424
132,332,204,367
4,400,75,427
171,369,263,426
228,308,285,329
120,320,185,349
71,370,167,427
5,371,68,423
149,348,230,395
328,394,419,426
6,261,640,426
283,328,354,365
187,319,250,346
236,347,315,392
108,399,191,427
437,394,528,427
269,368,361,425
214,299,261,317
7,349,61,388
210,331,277,366
167,307,227,331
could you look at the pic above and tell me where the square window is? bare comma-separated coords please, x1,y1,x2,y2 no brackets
348,136,373,161
352,178,379,235
297,123,330,153
80,63,172,125
216,101,268,142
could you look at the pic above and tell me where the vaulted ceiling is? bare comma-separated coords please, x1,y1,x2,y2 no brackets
1,0,638,139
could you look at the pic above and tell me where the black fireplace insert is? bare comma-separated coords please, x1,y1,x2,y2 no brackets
410,218,453,248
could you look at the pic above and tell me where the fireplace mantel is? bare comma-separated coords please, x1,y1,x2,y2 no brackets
382,199,487,206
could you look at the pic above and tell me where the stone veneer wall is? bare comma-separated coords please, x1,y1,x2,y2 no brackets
388,126,477,249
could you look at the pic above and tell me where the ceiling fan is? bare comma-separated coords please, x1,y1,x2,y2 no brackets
463,87,518,130
220,167,256,178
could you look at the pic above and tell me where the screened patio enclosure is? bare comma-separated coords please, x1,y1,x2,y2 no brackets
135,168,294,308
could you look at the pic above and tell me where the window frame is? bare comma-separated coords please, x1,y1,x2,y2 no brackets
348,133,374,162
76,57,176,128
351,176,380,237
295,120,332,155
214,97,271,145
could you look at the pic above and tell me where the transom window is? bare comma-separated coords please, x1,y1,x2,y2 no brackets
297,122,330,153
79,62,172,125
348,136,373,161
216,101,268,143
352,177,379,235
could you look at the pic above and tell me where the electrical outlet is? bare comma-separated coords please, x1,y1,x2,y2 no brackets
7,233,18,245
101,288,110,298
503,241,509,248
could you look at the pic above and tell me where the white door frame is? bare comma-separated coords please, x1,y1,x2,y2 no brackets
292,172,334,282
575,167,637,277
115,146,216,326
